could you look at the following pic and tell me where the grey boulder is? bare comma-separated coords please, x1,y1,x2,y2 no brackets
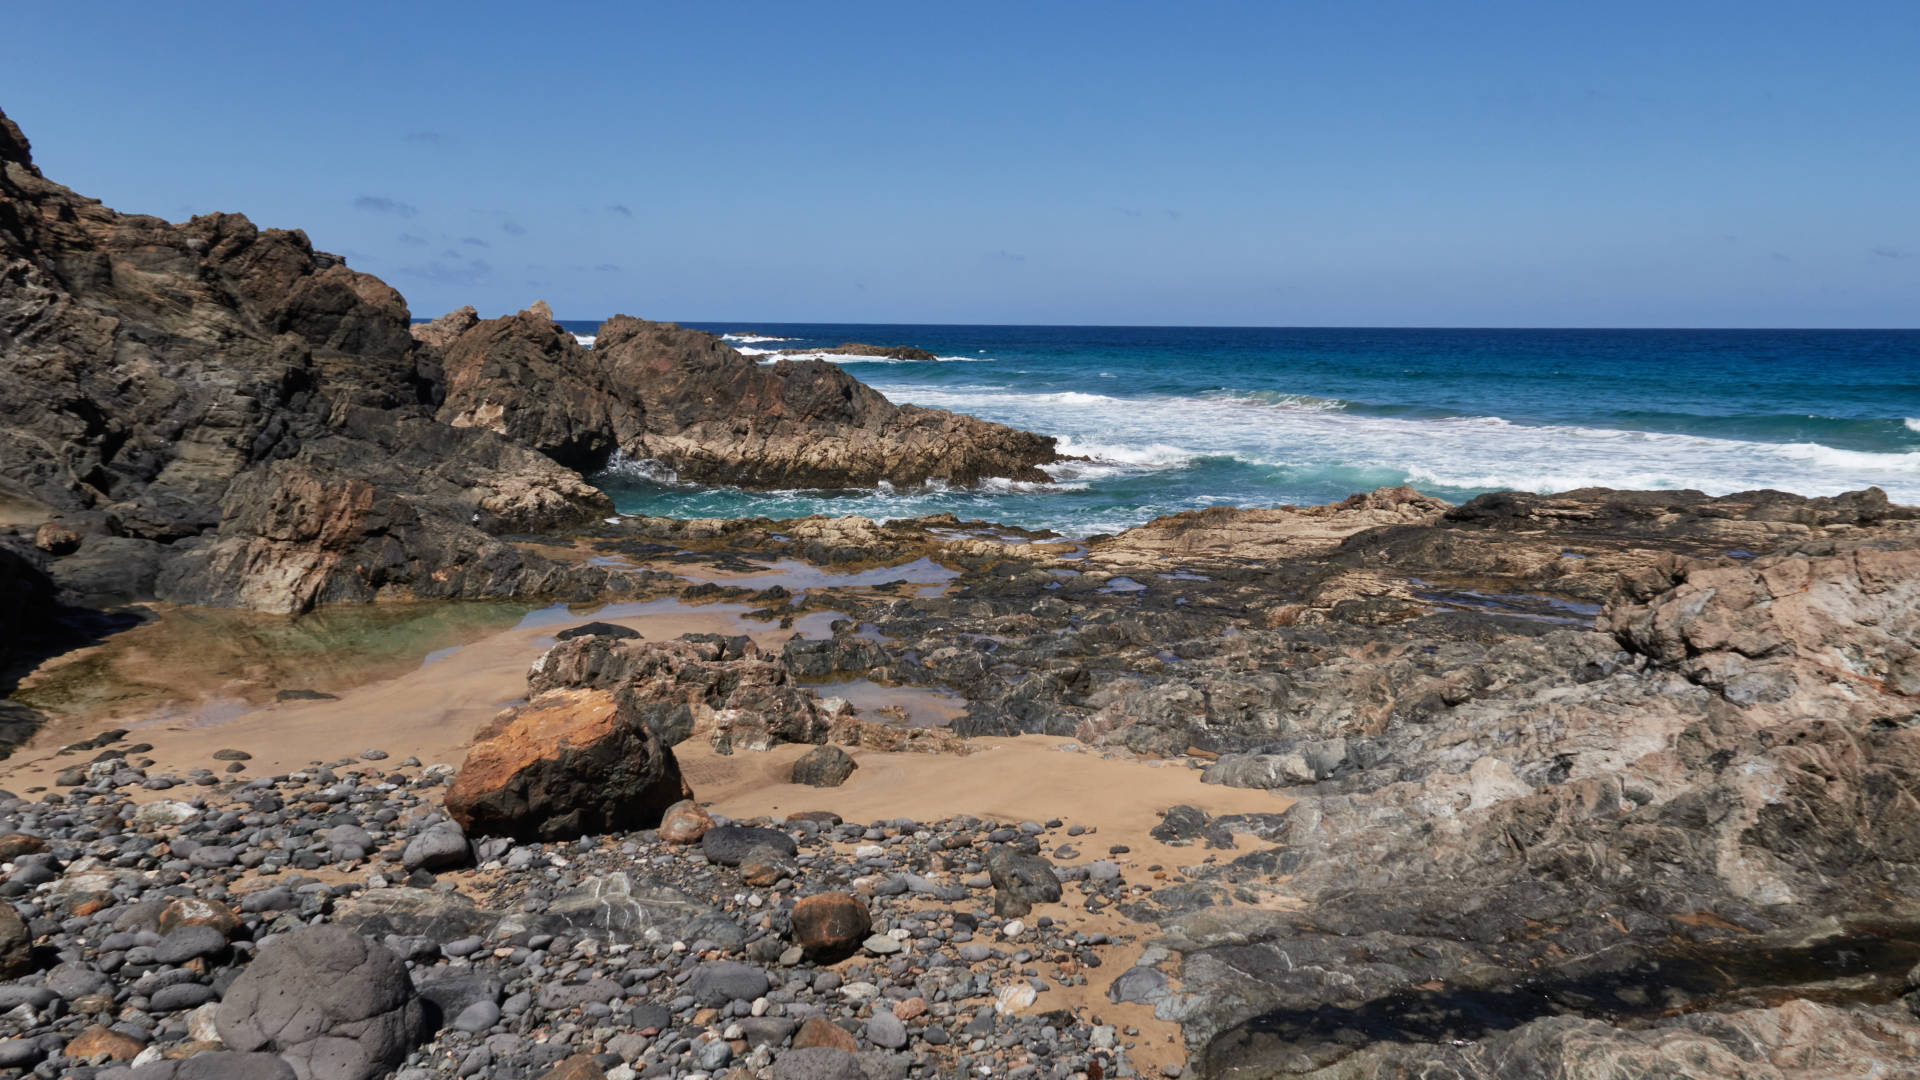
215,925,425,1080
401,819,469,872
701,825,797,867
688,960,770,1005
128,1053,299,1080
772,1047,868,1080
983,846,1061,917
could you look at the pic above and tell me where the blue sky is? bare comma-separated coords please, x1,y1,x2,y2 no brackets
6,1,1916,326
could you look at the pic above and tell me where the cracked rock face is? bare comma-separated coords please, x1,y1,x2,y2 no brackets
1155,541,1920,1074
214,925,424,1080
0,107,616,615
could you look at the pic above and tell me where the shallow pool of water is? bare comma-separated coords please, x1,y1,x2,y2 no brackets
806,678,969,728
673,557,958,591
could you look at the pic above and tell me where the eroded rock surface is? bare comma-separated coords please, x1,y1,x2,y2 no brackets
576,486,1920,1077
422,308,1059,489
0,107,1057,616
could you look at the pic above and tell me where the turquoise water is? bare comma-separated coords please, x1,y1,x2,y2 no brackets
563,323,1920,536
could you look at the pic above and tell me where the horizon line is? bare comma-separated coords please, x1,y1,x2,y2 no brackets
493,317,1920,333
408,313,1920,330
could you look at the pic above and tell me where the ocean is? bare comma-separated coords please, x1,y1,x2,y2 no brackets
559,323,1920,537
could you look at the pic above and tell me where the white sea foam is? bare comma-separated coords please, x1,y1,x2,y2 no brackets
595,452,681,485
745,348,996,365
979,476,1088,494
881,383,1920,504
1052,438,1199,469
720,333,795,343
1217,389,1349,412
1907,418,1920,434
573,334,596,348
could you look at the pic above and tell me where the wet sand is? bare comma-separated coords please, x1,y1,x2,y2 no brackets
680,737,1292,1072
0,599,804,790
2,571,1297,1073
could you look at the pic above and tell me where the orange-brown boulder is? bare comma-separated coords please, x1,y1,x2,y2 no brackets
792,1014,859,1052
658,799,715,844
789,892,871,960
446,687,689,842
65,1026,143,1061
158,896,242,937
0,833,46,860
0,904,30,977
538,1053,608,1080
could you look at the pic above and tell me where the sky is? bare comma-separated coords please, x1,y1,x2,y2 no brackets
5,1,1917,327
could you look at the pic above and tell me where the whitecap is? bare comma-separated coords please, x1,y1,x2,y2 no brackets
594,452,681,485
877,383,1920,504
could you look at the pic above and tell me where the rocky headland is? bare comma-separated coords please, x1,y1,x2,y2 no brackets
0,105,1055,626
3,103,1919,1080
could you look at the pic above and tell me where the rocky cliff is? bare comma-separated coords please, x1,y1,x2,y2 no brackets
0,107,1056,615
422,308,1058,487
0,108,620,615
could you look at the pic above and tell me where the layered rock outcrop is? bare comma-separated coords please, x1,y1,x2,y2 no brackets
628,487,1914,1075
0,106,1058,615
421,310,1058,488
0,108,613,614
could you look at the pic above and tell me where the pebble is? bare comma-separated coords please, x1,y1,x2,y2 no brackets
0,752,1158,1079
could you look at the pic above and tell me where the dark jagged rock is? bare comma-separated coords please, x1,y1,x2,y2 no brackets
0,107,613,614
983,846,1062,917
528,634,834,751
783,342,941,362
429,302,633,472
421,308,1058,488
555,621,641,642
791,744,857,787
3,108,1056,615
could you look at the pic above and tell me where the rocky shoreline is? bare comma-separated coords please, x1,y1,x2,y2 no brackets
0,484,1914,1078
5,105,1920,1080
0,105,1055,625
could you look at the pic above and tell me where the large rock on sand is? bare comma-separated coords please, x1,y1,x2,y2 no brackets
215,925,423,1080
445,687,689,841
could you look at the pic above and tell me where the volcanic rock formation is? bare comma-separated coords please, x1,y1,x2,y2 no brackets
0,109,613,615
0,106,1057,618
421,309,1058,487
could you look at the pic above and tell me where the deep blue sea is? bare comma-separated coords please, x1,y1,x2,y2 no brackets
557,322,1920,537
